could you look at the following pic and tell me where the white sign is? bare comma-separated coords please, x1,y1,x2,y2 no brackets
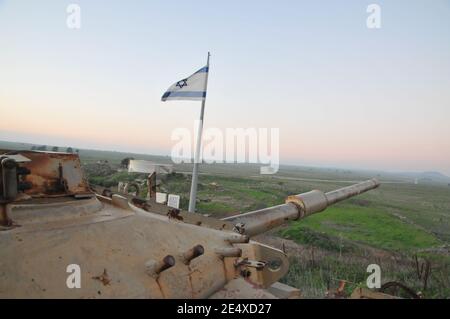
156,192,168,204
167,194,180,209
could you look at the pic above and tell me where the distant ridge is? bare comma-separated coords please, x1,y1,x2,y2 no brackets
1,139,449,184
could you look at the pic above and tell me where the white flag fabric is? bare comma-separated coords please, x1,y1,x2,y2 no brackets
161,66,208,101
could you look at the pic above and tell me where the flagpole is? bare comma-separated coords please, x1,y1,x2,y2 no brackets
188,52,210,213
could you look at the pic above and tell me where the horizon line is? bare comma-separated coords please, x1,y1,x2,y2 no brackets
1,138,449,179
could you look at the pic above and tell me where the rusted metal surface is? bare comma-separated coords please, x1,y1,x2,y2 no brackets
0,150,91,197
145,255,176,278
92,269,111,286
350,287,401,299
0,204,9,227
231,242,289,289
182,245,205,264
0,193,292,298
209,278,277,299
223,203,299,237
379,281,421,299
1,158,18,200
0,197,227,298
167,208,183,221
147,172,156,199
324,178,379,206
130,197,236,233
215,247,242,258
267,282,301,299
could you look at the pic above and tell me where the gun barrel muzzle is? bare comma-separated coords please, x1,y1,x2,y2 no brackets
223,178,380,237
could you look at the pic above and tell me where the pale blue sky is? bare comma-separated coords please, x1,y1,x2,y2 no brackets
1,0,449,174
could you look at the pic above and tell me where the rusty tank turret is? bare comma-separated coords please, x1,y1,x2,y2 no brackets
0,150,379,298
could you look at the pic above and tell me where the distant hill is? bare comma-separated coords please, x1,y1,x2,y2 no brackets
413,171,450,184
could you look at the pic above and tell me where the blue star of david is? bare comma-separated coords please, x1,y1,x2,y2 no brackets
176,79,188,89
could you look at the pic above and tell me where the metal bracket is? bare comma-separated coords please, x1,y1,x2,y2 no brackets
234,257,267,270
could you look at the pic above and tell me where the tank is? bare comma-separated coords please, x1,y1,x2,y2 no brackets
0,150,379,298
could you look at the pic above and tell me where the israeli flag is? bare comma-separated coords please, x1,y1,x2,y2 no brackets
161,66,208,101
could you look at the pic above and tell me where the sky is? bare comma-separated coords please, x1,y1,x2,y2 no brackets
1,0,450,175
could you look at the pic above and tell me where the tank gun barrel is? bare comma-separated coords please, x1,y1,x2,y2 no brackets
223,178,380,237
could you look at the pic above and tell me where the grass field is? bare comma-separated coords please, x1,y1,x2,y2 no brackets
2,140,450,298
281,205,441,251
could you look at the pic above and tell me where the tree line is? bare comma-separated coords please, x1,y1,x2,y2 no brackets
31,145,79,153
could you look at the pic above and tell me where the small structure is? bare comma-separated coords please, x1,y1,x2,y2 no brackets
127,160,174,199
128,160,173,175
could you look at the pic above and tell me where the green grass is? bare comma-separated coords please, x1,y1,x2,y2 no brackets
196,201,236,214
279,227,361,253
281,205,441,252
281,251,450,298
87,171,146,188
281,255,371,298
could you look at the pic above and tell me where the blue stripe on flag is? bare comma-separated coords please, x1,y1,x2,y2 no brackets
195,66,209,74
162,91,206,98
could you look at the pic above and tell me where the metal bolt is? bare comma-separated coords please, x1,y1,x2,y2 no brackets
222,233,249,244
214,247,242,258
182,245,204,264
145,255,176,278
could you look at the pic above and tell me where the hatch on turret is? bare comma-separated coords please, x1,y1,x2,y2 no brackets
0,150,92,198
